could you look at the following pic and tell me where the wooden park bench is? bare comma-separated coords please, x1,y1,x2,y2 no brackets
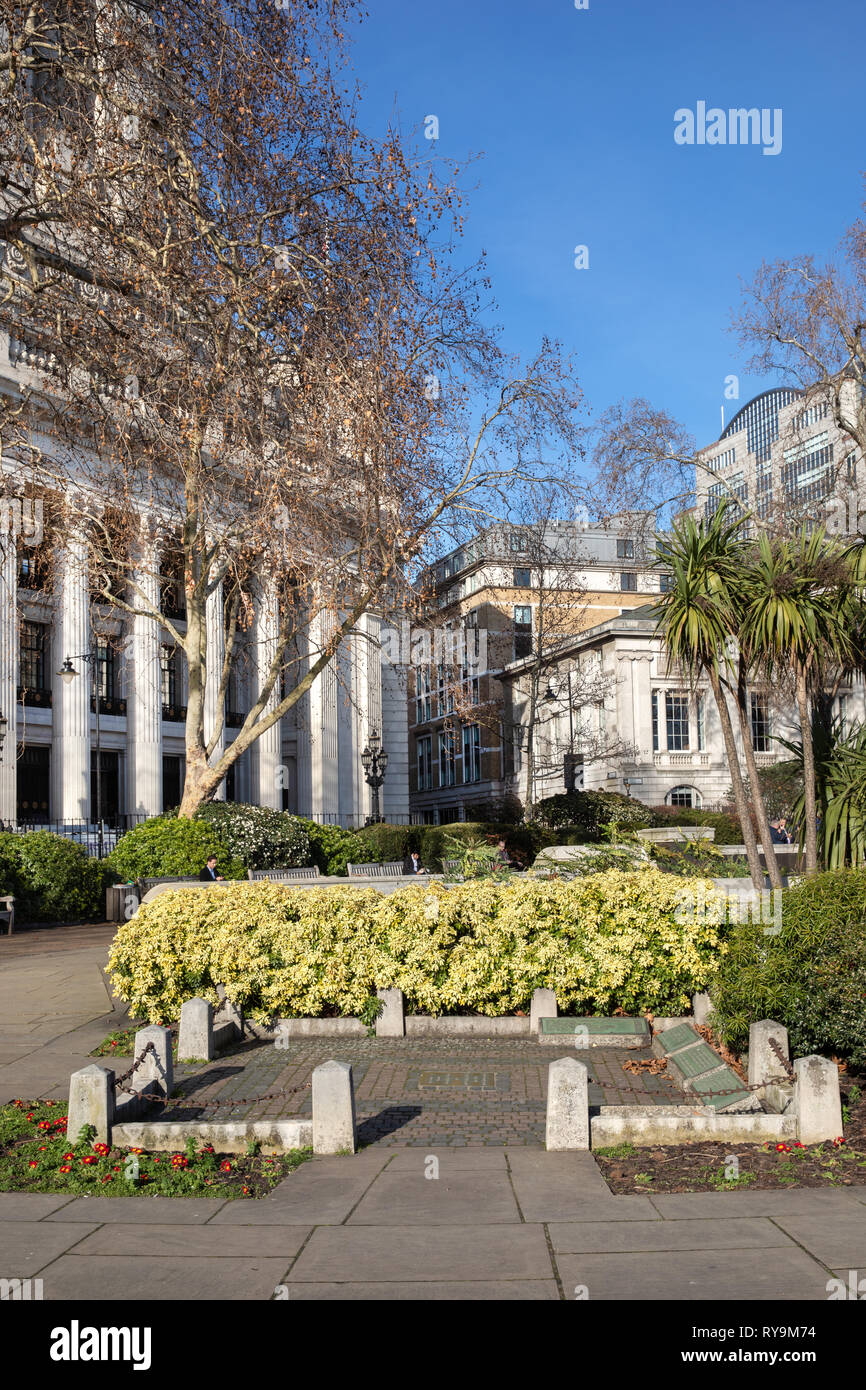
0,896,14,935
346,861,405,878
247,866,321,881
137,876,203,897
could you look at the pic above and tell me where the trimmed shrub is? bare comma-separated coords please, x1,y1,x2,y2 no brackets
0,831,106,922
352,822,417,865
648,807,743,846
193,803,310,870
709,869,866,1064
107,869,730,1023
533,791,654,837
106,817,245,882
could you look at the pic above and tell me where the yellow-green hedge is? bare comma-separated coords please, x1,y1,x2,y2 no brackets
107,871,730,1023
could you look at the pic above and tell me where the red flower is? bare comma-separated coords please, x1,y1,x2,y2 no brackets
59,1165,71,1173
25,1113,34,1122
112,1166,121,1172
62,1152,74,1160
833,1136,846,1146
93,1142,109,1156
81,1155,97,1166
101,1175,113,1183
775,1143,791,1153
38,1146,47,1151
28,1160,39,1167
220,1160,231,1172
242,1186,250,1195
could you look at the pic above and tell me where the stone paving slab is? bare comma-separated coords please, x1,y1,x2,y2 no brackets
2,1221,100,1277
207,1152,391,1225
288,1224,554,1283
36,1254,293,1301
382,1148,508,1171
283,1280,561,1300
554,1247,832,1301
347,1171,521,1225
648,1189,866,1219
69,1223,312,1258
0,1193,76,1221
766,1209,866,1267
44,1196,229,1223
548,1217,798,1253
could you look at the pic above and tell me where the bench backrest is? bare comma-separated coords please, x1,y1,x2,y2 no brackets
442,859,462,873
138,876,202,895
247,866,321,881
346,860,404,878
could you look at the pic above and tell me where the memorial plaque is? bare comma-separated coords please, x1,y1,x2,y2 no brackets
670,1041,721,1079
690,1070,751,1111
657,1023,700,1054
539,1016,649,1037
411,1069,510,1091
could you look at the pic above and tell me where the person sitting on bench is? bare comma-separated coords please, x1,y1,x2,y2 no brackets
199,855,224,881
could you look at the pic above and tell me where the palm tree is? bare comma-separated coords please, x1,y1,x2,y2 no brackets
654,505,766,890
739,526,858,875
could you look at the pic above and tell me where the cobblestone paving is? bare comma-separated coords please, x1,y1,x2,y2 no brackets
164,1035,687,1147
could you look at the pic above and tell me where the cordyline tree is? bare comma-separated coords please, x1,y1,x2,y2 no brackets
0,0,582,816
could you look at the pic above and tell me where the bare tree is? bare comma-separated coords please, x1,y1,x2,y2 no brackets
0,0,583,815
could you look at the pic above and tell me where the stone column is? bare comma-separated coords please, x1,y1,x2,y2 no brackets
253,578,281,809
52,530,90,821
203,577,226,800
127,538,162,817
308,609,338,820
0,524,17,823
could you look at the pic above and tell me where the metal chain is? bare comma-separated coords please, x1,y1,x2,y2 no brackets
115,1042,157,1091
131,1081,311,1110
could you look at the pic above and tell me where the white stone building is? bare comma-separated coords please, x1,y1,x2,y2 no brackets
0,329,408,832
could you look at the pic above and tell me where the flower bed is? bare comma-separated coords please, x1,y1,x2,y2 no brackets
107,870,730,1024
0,1099,310,1197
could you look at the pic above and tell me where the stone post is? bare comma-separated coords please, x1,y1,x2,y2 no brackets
376,987,405,1038
127,537,162,818
691,992,712,1026
178,998,214,1062
795,1055,843,1146
748,1020,791,1113
530,988,557,1035
133,1024,174,1103
312,1059,357,1154
545,1056,589,1151
68,1063,114,1146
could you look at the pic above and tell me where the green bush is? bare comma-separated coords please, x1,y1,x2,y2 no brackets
709,869,866,1064
418,822,542,871
649,807,743,846
108,869,730,1023
106,817,246,882
352,822,416,865
193,803,311,870
533,791,654,838
0,832,106,922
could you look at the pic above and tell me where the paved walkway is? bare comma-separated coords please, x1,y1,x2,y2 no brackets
3,923,866,1300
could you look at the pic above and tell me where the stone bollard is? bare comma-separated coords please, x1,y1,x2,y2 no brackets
545,1056,589,1151
375,988,405,1038
216,984,243,1038
691,992,712,1026
312,1060,357,1154
178,997,214,1062
530,988,557,1035
748,1020,791,1113
134,1024,174,1104
795,1055,843,1145
68,1064,114,1146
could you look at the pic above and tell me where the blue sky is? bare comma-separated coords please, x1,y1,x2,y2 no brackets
347,0,864,451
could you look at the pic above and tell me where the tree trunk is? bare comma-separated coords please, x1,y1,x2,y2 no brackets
733,665,783,890
708,668,765,889
796,667,819,876
177,750,223,819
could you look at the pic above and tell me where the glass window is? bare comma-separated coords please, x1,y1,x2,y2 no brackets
97,640,115,701
652,690,659,752
509,533,527,552
513,605,532,659
697,694,705,751
750,693,770,753
438,729,457,787
659,573,674,593
417,735,433,790
665,692,690,751
620,573,637,592
463,724,481,783
667,785,700,808
616,539,634,559
20,621,48,691
513,567,531,587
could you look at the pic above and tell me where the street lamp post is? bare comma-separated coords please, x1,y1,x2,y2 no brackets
360,729,388,825
0,709,7,762
58,645,103,856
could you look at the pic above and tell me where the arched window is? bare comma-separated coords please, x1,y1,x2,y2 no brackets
667,785,702,809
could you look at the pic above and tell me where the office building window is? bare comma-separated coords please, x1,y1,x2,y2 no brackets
514,605,532,659
652,690,659,751
659,573,674,592
417,735,433,791
509,533,527,552
160,645,178,708
438,729,457,787
616,539,634,559
97,640,116,701
463,724,481,783
750,693,771,753
17,745,50,822
667,785,700,808
697,694,705,751
415,666,432,725
513,567,531,587
20,621,49,693
620,572,637,592
665,692,690,751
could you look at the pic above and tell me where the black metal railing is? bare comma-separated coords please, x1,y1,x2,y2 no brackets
90,695,127,717
18,687,52,708
161,704,188,722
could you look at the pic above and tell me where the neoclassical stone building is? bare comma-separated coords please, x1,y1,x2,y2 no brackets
0,328,408,830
